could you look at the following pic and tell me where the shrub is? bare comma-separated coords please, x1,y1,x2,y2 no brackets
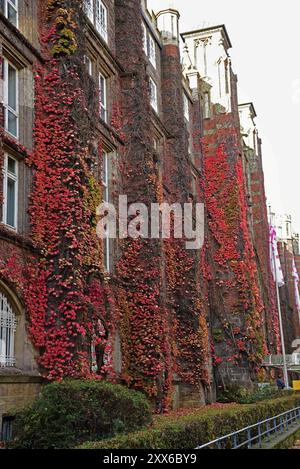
217,384,290,404
78,394,300,449
11,380,152,449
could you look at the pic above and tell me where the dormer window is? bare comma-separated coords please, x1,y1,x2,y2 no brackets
2,0,18,27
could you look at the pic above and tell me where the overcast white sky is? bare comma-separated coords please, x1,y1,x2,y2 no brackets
148,0,300,233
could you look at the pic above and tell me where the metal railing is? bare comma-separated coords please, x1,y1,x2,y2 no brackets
263,355,295,366
196,406,300,449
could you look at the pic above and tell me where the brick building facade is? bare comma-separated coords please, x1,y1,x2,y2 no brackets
276,216,300,353
0,0,285,434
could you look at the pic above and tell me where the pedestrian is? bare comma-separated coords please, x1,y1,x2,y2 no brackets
276,375,285,390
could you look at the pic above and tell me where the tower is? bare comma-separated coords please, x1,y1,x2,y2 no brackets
156,8,180,45
182,25,233,113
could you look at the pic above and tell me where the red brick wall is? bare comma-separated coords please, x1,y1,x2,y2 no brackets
278,243,300,352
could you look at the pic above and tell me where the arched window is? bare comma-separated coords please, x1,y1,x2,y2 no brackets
0,292,17,367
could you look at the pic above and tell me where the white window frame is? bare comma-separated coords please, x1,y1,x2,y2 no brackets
2,154,18,231
0,292,17,368
149,77,158,113
142,22,156,69
84,0,94,23
95,0,108,42
99,73,107,122
3,58,19,139
102,152,109,203
148,35,156,68
142,22,147,54
3,0,18,27
102,152,110,272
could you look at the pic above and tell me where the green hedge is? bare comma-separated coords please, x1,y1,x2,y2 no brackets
79,394,300,449
217,384,292,404
11,380,152,449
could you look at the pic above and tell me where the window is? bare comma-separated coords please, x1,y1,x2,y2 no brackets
102,152,110,272
84,0,94,23
3,59,19,138
99,73,107,122
0,292,17,368
95,0,108,42
83,0,108,42
142,22,147,54
102,152,109,203
142,23,156,69
184,94,190,121
149,77,158,112
2,0,18,27
1,417,14,442
84,55,93,76
188,132,192,156
203,92,211,119
148,35,156,68
2,154,18,230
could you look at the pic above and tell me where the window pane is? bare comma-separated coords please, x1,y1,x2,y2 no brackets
99,75,107,121
6,177,16,227
100,106,106,121
150,79,157,111
7,157,16,175
96,0,107,41
1,418,14,442
8,4,17,26
0,292,16,368
99,76,105,102
142,23,147,53
7,110,17,137
149,36,156,68
104,237,110,272
8,64,17,111
84,0,94,22
84,56,92,76
184,95,189,121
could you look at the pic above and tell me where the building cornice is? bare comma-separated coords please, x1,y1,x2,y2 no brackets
181,24,232,50
239,102,257,118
